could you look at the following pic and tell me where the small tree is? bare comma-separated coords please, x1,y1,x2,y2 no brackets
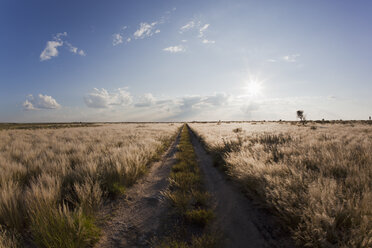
297,110,306,125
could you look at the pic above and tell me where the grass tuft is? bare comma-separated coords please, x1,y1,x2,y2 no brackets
185,209,214,227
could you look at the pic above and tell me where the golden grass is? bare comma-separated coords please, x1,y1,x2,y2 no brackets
0,123,180,247
190,122,372,247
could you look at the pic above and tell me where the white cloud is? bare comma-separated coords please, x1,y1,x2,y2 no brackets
179,93,230,110
40,40,63,61
202,93,230,106
179,20,215,44
40,32,85,61
84,88,133,108
283,54,300,62
112,33,123,46
65,41,86,56
155,29,160,34
127,37,131,42
78,50,86,56
202,39,215,44
163,45,185,53
23,94,61,110
181,40,187,43
133,22,159,39
199,24,210,37
22,100,36,110
267,59,276,62
54,32,67,40
135,93,157,107
68,45,77,53
180,21,196,33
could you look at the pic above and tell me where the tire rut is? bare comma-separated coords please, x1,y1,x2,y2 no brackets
189,128,295,248
95,132,180,248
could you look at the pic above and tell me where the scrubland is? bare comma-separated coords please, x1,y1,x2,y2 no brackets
0,123,180,247
189,122,372,247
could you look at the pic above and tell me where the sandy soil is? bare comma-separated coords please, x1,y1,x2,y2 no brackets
189,129,295,248
95,133,180,248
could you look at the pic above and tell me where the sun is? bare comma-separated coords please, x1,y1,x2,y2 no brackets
246,80,263,96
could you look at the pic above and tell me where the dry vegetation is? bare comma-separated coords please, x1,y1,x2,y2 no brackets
159,124,217,248
189,122,372,247
0,123,180,247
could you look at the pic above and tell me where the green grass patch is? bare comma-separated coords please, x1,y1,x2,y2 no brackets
29,205,100,248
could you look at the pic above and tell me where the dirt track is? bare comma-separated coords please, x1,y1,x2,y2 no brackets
95,133,180,248
95,127,294,247
189,128,294,248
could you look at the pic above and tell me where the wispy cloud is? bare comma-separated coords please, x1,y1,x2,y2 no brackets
65,41,86,56
180,20,196,33
40,32,85,61
112,26,130,46
84,88,133,108
283,54,300,62
202,39,215,44
198,24,210,38
163,45,185,53
133,22,159,39
179,20,215,45
23,94,61,110
112,33,123,46
112,9,175,46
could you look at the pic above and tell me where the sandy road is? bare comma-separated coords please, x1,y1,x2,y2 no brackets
189,127,294,248
95,132,180,248
95,126,294,248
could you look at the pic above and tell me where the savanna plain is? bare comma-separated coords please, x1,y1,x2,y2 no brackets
0,121,371,248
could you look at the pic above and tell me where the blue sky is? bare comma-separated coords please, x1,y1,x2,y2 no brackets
0,0,371,122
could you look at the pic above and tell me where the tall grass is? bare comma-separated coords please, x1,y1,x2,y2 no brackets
0,123,180,247
190,122,372,247
0,226,19,248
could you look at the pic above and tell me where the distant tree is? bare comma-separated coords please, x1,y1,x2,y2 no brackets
297,110,306,125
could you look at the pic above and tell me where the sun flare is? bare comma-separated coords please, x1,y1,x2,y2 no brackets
246,80,263,96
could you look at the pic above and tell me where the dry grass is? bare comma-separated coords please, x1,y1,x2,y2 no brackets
160,125,217,247
0,123,180,247
190,122,372,247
